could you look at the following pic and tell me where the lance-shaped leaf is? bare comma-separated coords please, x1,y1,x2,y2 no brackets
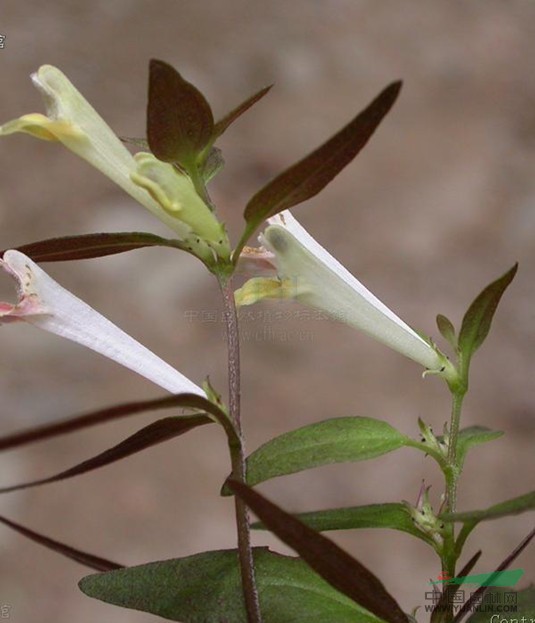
0,514,122,572
0,414,211,493
213,84,273,139
458,264,518,360
222,417,410,494
238,81,402,249
252,502,436,547
0,394,216,452
2,232,190,263
0,250,204,396
200,145,225,183
436,314,457,351
229,481,409,623
237,211,449,373
0,65,194,238
455,426,503,471
147,59,214,167
80,547,386,623
441,490,535,525
453,527,535,623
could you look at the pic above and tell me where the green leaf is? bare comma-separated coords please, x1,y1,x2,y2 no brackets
213,84,273,138
223,417,410,493
465,586,535,623
240,81,402,245
229,481,408,623
0,514,121,572
456,426,503,470
2,232,190,263
147,59,214,167
253,502,435,546
200,145,225,182
441,490,535,524
79,548,385,623
458,264,518,359
436,314,457,350
0,414,211,493
120,136,149,149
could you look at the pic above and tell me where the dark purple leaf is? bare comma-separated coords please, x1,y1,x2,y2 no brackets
458,264,518,359
430,551,482,623
213,85,273,138
228,480,409,623
0,393,235,451
458,550,483,577
241,81,402,241
1,232,187,262
147,59,214,166
0,415,211,493
453,527,535,623
0,514,122,572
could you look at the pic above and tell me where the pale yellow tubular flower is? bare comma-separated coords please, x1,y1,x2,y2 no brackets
0,250,205,396
0,65,230,262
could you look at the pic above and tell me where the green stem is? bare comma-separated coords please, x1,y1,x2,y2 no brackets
445,389,466,512
219,277,262,623
438,358,468,622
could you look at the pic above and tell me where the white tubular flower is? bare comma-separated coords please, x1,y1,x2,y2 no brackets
0,250,204,396
0,66,230,262
237,210,443,371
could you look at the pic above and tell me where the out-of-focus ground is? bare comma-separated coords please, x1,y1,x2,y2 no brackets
0,1,533,621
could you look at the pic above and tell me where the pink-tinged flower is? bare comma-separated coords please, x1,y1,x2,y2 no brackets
0,250,204,396
237,210,446,372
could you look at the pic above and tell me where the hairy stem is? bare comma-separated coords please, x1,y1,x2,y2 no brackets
439,363,468,622
446,389,466,512
219,276,262,623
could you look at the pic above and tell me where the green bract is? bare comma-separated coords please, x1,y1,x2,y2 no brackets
131,152,229,260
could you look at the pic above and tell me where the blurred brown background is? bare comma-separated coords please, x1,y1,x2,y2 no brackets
0,1,533,621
